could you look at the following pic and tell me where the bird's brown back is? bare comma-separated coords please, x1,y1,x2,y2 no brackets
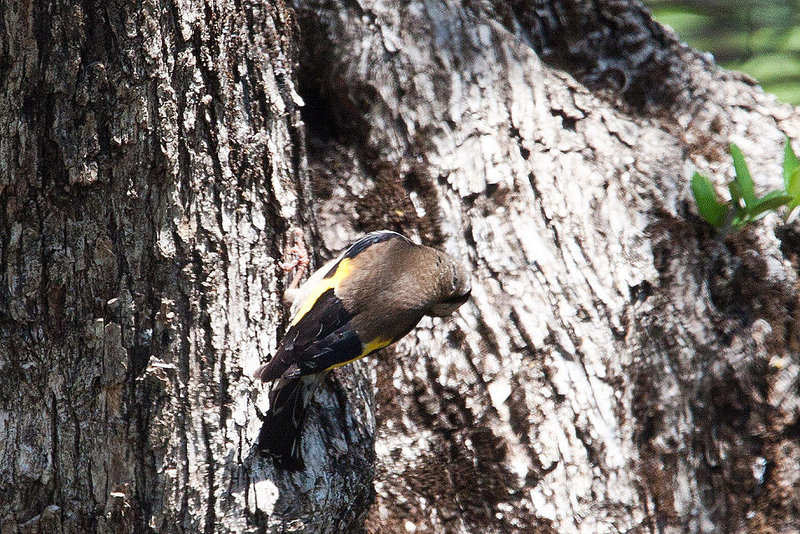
340,239,446,344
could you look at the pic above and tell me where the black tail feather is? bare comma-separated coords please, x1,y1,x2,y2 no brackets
257,375,323,470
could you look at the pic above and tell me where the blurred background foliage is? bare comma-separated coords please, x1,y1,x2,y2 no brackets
644,0,800,105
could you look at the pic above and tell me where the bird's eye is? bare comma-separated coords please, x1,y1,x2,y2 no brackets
452,274,458,290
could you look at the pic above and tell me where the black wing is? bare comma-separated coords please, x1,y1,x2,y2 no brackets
254,288,362,381
254,230,411,382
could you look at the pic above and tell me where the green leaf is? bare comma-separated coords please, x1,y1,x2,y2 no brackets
788,168,800,199
750,191,792,218
731,219,747,231
691,172,727,227
728,181,742,206
730,210,749,230
730,143,757,208
756,189,792,206
786,167,800,218
784,137,800,189
728,181,742,205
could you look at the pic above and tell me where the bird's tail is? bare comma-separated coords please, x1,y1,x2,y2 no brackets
256,374,324,470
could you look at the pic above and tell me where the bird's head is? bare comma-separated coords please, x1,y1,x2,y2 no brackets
428,254,472,317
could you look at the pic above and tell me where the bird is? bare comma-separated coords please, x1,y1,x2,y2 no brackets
254,230,472,469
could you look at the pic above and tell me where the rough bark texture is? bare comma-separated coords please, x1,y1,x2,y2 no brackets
297,0,800,533
0,1,372,532
3,0,800,533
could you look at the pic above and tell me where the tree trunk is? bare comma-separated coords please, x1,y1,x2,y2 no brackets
3,0,800,533
0,1,372,532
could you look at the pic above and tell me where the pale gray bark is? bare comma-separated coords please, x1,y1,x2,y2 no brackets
3,0,800,533
298,1,800,533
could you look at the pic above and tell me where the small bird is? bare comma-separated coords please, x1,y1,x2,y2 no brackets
254,230,472,469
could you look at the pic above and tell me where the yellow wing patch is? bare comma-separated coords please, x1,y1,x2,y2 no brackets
290,258,355,326
325,336,393,371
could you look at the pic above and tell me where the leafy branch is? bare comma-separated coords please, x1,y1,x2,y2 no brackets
691,137,800,233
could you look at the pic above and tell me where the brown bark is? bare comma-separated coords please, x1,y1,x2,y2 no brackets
1,1,371,532
3,0,800,533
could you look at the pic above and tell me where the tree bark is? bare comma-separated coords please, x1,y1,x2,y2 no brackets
3,0,800,533
296,0,800,533
1,1,372,532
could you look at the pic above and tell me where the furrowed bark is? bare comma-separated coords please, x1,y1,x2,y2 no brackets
295,0,800,532
3,0,800,533
1,1,371,532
